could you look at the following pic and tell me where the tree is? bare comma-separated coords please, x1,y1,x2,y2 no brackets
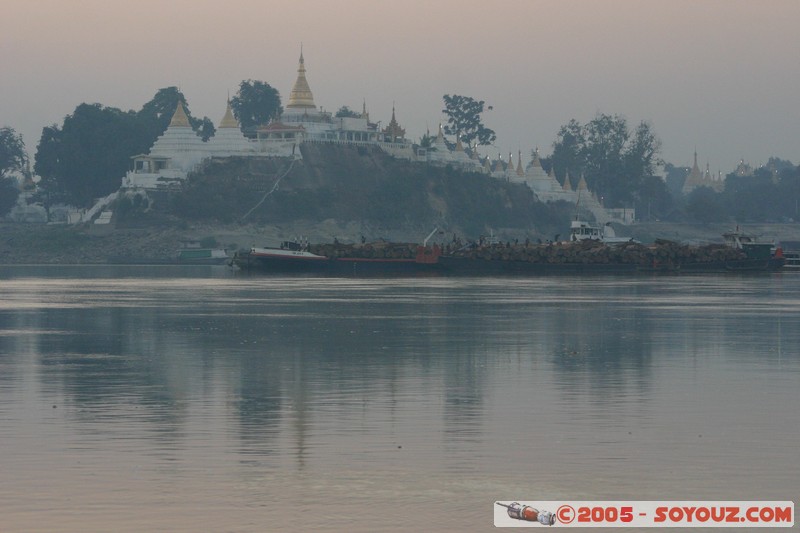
549,114,663,207
0,177,20,215
0,127,28,181
549,119,585,180
441,94,496,146
335,106,360,118
137,86,215,141
34,88,214,207
230,80,282,132
419,132,435,149
686,186,726,223
636,174,673,221
34,103,146,207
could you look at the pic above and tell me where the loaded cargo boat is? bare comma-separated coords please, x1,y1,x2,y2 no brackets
232,225,785,276
232,238,442,275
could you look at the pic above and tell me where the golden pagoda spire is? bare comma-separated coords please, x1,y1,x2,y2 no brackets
471,143,480,160
456,136,464,152
287,46,316,109
532,147,542,168
494,155,504,172
219,99,239,129
562,171,573,191
169,100,191,128
516,150,524,176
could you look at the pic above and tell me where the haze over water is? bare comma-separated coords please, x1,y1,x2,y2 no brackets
0,266,798,532
3,0,800,171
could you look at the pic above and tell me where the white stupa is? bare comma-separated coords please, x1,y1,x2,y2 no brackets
208,100,253,157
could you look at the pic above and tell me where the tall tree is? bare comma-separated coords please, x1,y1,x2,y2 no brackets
550,114,663,207
548,119,585,181
0,127,23,215
34,88,214,207
0,127,28,181
230,80,282,132
441,94,496,146
0,177,20,216
35,104,146,207
137,86,215,141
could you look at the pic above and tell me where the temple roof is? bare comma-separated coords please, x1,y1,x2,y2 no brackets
169,100,191,128
219,99,239,129
287,48,316,109
382,105,405,139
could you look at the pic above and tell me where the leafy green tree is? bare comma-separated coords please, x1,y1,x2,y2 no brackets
0,127,28,180
230,80,282,132
637,174,674,221
663,162,690,197
34,104,146,207
34,88,214,207
137,86,215,141
686,186,726,223
335,106,360,118
419,133,435,149
548,119,585,180
550,114,662,207
0,177,20,215
441,94,496,146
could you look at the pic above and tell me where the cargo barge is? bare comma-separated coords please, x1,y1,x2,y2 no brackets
232,240,441,275
232,226,785,276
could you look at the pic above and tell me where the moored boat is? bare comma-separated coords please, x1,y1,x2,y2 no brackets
232,239,442,275
569,218,638,244
232,225,785,276
176,247,230,264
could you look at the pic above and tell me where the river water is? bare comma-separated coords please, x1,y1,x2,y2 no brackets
0,266,797,532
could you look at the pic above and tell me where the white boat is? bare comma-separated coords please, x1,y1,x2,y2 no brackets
781,250,800,269
569,219,637,244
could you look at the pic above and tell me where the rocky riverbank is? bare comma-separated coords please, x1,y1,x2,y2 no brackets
2,221,800,265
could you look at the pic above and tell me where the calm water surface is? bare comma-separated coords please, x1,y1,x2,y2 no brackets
1,266,798,532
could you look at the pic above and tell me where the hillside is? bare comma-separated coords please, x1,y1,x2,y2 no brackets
156,143,574,241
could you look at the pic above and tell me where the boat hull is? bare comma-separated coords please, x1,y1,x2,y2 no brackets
438,256,639,275
233,252,441,276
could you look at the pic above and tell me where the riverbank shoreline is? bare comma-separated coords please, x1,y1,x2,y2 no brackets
2,221,800,265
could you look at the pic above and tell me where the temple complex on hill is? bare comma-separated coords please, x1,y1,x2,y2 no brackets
116,48,632,224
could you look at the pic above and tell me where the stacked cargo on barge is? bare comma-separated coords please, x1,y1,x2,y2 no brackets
438,238,783,274
232,232,785,276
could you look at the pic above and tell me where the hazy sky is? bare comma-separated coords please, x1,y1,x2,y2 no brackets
2,0,799,173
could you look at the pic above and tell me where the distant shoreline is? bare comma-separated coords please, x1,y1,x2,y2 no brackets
2,221,800,265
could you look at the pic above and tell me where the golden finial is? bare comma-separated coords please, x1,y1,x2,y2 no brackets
169,100,191,128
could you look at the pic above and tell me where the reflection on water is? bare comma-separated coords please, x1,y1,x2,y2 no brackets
0,266,798,532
